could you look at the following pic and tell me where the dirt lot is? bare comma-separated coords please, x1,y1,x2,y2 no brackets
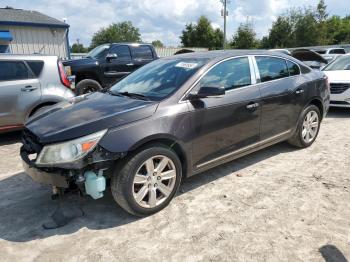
0,108,350,262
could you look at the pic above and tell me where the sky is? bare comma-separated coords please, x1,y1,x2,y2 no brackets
1,0,350,47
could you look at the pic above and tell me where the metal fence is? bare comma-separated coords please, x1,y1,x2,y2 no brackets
70,47,209,60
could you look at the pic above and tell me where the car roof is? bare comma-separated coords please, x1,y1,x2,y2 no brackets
164,49,293,61
0,53,58,60
110,42,152,46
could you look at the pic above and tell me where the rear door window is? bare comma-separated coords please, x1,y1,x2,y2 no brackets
286,60,300,76
109,45,131,60
199,57,251,91
0,61,29,81
255,56,289,82
26,61,44,77
132,45,154,60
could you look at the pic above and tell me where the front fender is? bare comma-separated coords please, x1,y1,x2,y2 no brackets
99,112,192,154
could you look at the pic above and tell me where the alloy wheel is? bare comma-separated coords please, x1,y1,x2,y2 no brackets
132,155,177,208
302,110,319,143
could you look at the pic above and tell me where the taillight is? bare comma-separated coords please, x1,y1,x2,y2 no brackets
58,61,71,89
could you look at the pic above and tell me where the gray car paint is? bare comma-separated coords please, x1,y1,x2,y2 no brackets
0,54,74,131
23,50,330,178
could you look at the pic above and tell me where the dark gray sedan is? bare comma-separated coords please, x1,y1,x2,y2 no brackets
21,50,330,216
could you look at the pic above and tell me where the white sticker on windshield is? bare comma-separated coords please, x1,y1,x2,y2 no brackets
175,62,198,69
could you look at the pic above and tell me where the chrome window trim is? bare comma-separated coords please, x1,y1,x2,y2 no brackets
253,55,302,80
179,55,254,103
179,54,302,103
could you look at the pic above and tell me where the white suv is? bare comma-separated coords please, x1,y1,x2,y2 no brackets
315,48,346,63
322,54,350,108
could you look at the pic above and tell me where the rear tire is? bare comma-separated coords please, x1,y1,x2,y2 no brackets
75,79,102,95
111,144,182,217
288,104,321,148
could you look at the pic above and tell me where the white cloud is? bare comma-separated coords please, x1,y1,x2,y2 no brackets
3,0,349,46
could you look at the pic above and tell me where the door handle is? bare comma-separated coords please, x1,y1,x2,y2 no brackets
295,89,304,95
246,102,259,110
21,86,37,92
126,63,134,66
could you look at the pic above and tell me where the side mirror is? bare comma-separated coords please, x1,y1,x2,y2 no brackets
106,53,118,62
187,86,225,100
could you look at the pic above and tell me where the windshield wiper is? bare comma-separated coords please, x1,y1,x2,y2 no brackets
104,89,123,96
116,92,150,101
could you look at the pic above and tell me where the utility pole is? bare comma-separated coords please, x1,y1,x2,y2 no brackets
221,0,229,49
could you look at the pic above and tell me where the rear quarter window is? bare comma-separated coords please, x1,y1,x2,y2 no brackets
132,45,154,60
286,60,300,76
299,64,312,74
26,61,44,77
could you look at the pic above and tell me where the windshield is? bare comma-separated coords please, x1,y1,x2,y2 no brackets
323,56,350,71
110,58,208,101
86,44,110,59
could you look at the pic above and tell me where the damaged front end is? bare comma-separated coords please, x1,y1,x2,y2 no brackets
20,128,123,199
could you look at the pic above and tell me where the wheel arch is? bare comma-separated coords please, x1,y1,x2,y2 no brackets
75,72,101,85
306,97,324,120
28,101,57,118
127,134,189,178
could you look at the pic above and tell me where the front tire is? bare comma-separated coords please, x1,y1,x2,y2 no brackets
288,104,321,148
111,144,182,217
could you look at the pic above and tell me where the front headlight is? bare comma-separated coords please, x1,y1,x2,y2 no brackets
36,130,107,166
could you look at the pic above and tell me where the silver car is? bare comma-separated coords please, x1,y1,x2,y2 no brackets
0,54,75,133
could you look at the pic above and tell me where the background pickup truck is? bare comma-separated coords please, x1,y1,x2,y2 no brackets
63,43,158,95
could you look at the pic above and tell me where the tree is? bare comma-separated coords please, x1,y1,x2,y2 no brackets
316,0,328,45
180,16,223,49
262,1,350,48
294,9,319,47
71,43,88,53
266,16,294,48
229,21,258,49
326,15,350,44
151,40,164,47
90,22,141,49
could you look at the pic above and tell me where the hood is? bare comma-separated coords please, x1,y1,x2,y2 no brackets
62,57,98,67
291,49,328,64
25,92,158,143
323,70,350,82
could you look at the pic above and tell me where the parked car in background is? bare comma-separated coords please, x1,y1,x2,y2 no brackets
322,54,350,108
0,54,75,133
291,49,328,69
63,43,158,95
21,50,329,216
314,48,346,63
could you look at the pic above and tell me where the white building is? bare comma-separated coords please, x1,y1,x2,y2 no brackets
0,7,70,58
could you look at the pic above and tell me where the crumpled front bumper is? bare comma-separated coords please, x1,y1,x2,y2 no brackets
22,160,69,188
20,147,69,188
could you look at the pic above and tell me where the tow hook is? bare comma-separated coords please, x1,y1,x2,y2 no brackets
51,186,64,200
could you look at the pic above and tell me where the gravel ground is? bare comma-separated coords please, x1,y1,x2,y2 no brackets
0,108,350,262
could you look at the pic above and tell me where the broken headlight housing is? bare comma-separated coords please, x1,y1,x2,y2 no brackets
36,130,107,166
